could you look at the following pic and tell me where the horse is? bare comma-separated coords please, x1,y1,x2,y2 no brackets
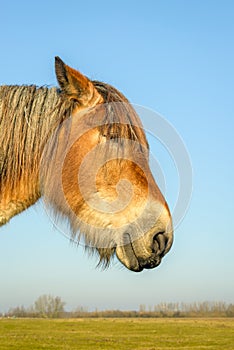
0,57,173,272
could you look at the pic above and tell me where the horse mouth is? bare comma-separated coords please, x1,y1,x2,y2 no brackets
115,233,164,272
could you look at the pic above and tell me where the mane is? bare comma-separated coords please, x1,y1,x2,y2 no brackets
0,85,73,199
93,81,149,150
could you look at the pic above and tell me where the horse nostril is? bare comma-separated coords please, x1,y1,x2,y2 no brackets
153,231,165,241
152,231,166,255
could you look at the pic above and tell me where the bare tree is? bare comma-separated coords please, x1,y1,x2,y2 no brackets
34,295,65,318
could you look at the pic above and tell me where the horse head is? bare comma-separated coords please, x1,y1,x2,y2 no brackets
42,57,173,272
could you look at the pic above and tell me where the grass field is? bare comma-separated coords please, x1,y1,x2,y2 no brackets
0,318,233,349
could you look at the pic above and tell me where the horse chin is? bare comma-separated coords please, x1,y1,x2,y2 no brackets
115,244,144,272
96,245,142,272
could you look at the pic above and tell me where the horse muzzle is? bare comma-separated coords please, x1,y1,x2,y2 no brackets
115,223,173,272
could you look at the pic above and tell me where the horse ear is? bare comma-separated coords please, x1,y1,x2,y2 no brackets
55,56,102,106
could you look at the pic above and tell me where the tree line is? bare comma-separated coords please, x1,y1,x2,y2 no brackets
1,295,234,318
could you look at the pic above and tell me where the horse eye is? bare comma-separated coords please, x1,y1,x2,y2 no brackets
102,133,118,140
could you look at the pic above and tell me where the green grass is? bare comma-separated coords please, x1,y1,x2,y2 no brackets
0,318,233,350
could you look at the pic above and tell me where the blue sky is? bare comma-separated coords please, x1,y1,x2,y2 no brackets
0,0,233,312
